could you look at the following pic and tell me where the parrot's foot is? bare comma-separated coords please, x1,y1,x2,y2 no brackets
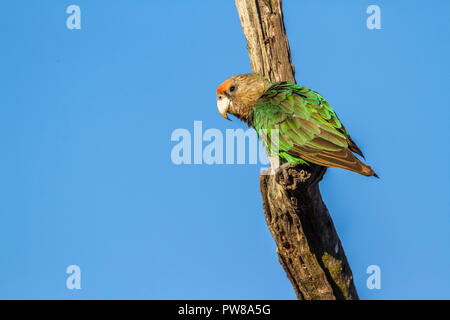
261,156,311,184
275,162,292,183
273,162,313,187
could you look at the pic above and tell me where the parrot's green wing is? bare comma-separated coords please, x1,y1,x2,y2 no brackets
253,82,375,176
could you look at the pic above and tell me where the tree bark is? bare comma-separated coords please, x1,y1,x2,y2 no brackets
235,0,358,300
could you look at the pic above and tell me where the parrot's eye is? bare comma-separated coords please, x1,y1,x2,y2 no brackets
229,86,236,92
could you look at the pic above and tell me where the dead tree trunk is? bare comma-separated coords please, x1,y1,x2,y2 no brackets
235,0,359,300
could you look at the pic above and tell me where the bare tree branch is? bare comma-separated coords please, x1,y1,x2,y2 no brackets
235,0,358,300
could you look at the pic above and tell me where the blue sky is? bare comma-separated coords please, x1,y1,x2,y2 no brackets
0,0,449,299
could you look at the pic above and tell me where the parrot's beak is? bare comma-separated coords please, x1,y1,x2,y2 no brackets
217,95,231,121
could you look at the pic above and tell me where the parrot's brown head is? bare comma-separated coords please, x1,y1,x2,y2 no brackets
216,73,271,125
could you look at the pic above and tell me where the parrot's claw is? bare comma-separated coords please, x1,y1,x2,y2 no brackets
275,162,292,184
273,162,313,186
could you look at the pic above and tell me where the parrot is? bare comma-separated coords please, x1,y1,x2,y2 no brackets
216,73,378,177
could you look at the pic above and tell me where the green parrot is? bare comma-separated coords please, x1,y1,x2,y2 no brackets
216,73,377,177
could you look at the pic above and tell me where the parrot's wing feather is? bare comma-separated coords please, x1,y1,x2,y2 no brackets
253,82,375,176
